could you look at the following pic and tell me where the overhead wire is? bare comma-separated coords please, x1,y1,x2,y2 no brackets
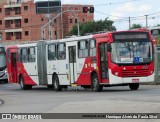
95,0,142,7
95,10,160,23
94,0,160,24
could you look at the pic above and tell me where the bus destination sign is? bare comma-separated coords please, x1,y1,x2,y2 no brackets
113,33,148,40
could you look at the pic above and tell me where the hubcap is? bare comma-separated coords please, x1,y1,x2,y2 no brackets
93,77,98,89
54,77,58,89
20,78,23,88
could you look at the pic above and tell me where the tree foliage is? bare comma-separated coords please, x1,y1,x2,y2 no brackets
69,18,116,36
130,24,143,29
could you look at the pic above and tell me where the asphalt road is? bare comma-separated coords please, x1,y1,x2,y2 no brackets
0,82,160,122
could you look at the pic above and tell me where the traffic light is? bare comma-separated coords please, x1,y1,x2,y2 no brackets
89,7,94,13
83,7,88,13
83,7,94,13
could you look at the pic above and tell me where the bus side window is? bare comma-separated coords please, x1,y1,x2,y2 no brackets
18,48,21,62
57,43,66,60
89,39,96,57
48,44,56,60
21,48,28,63
28,47,35,62
78,40,88,58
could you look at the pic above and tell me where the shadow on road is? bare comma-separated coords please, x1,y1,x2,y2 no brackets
1,83,148,93
0,80,8,84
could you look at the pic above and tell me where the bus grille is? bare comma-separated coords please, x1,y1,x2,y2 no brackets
0,71,5,77
122,69,148,77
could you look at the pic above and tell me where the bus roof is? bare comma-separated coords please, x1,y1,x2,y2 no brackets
6,29,151,48
148,26,160,30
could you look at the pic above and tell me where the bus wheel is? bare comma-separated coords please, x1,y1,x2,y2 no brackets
129,83,139,90
91,74,103,92
20,76,32,90
5,79,8,83
53,75,62,91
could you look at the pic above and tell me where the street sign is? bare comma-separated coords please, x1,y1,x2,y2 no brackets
134,57,139,63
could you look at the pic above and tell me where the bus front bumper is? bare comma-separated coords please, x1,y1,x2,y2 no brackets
0,70,8,81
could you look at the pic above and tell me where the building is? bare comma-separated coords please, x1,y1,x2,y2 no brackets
0,0,94,44
62,4,94,38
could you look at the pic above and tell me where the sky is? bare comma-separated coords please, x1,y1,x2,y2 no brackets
34,0,160,30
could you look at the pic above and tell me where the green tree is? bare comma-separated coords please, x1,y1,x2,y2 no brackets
130,24,143,29
69,18,116,36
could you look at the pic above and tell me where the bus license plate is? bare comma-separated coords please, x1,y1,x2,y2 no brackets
132,79,139,83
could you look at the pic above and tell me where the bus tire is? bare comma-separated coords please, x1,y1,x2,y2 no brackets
27,85,32,90
5,79,8,83
53,75,62,91
20,76,32,90
129,83,139,90
91,74,103,92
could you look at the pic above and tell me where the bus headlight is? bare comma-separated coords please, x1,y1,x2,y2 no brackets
111,70,120,76
4,69,7,74
115,72,118,76
150,71,153,75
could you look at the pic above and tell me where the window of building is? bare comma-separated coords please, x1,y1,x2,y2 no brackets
89,39,96,57
21,48,28,62
15,7,21,14
0,20,2,25
24,6,28,11
24,18,28,23
48,44,56,60
25,31,29,36
5,8,11,15
41,18,44,21
0,8,2,13
15,32,22,39
78,40,89,58
58,43,66,60
70,19,72,23
75,19,77,23
54,19,56,23
28,47,35,62
83,19,85,22
6,32,11,40
55,31,57,35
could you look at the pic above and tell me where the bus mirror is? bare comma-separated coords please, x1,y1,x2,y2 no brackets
107,44,111,52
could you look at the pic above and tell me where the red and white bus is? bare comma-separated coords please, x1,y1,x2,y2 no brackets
6,29,154,91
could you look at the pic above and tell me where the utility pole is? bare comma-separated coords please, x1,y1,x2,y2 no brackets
129,16,131,30
145,15,148,28
47,0,51,40
61,6,63,39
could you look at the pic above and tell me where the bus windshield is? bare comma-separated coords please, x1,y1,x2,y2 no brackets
111,41,152,64
0,48,6,68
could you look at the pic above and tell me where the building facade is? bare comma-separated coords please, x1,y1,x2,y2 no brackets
0,0,94,44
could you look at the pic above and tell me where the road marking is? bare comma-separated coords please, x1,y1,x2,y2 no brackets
0,99,4,106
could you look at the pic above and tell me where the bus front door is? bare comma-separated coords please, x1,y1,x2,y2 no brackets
11,53,17,83
99,43,109,80
68,46,77,84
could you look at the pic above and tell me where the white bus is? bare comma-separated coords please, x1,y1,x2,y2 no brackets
6,30,154,91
